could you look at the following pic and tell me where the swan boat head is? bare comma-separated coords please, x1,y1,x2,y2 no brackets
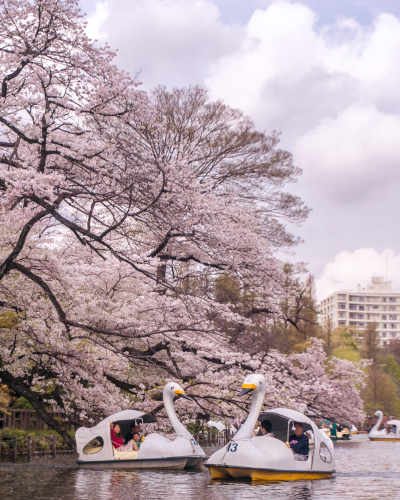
368,410,387,438
238,373,266,398
163,381,192,402
138,381,206,461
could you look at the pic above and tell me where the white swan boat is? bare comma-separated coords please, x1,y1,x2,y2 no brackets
205,374,335,481
76,382,206,469
368,410,400,441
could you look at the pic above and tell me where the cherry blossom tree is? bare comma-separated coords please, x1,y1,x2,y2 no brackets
148,85,310,252
0,0,366,448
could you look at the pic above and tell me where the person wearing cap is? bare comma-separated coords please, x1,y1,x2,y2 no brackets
288,422,309,460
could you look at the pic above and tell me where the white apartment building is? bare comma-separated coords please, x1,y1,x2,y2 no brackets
319,277,400,346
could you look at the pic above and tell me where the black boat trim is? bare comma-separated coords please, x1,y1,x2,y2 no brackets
77,455,207,465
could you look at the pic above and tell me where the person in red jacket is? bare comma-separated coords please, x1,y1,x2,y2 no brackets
110,422,123,448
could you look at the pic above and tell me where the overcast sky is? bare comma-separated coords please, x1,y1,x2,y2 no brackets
82,0,400,299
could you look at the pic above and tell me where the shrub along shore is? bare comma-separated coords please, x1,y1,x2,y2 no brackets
0,428,76,457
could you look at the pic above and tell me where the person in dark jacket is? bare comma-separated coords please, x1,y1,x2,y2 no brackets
289,422,309,460
124,423,141,445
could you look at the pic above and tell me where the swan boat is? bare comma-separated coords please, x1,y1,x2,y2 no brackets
368,410,400,441
205,374,335,481
318,421,351,441
76,382,206,469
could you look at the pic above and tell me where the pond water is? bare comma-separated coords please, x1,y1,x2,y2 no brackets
0,435,399,500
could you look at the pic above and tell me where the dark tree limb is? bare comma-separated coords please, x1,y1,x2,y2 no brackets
0,210,47,280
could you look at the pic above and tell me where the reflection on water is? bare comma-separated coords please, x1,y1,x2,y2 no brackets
0,436,400,499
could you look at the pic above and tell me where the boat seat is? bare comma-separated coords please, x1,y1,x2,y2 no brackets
84,446,103,455
113,448,138,460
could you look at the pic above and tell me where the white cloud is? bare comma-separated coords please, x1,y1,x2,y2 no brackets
86,0,243,87
204,2,400,201
86,1,110,42
294,103,400,202
315,248,400,300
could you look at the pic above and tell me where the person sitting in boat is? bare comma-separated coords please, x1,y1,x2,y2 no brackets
110,422,139,452
133,432,142,448
288,422,309,461
259,420,274,437
386,425,396,436
124,423,141,445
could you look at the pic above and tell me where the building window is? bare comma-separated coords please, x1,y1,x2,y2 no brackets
338,304,346,310
382,332,387,337
383,323,387,328
382,297,387,302
391,324,397,329
392,332,397,338
373,306,379,309
358,323,365,327
350,313,356,319
382,315,387,320
390,315,397,320
383,341,387,345
350,305,357,310
389,298,397,303
358,314,364,319
350,321,357,326
350,296,364,302
339,312,346,318
338,294,346,300
338,321,346,325
389,306,397,311
359,305,365,311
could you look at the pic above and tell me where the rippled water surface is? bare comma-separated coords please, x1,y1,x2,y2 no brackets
1,435,400,499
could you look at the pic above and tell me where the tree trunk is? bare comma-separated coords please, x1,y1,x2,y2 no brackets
0,370,76,450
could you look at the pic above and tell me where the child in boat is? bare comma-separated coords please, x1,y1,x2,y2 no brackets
133,432,142,448
124,423,141,444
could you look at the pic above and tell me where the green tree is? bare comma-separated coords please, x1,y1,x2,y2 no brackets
383,354,400,387
274,272,322,354
0,385,10,412
361,363,400,417
323,326,361,362
359,322,380,362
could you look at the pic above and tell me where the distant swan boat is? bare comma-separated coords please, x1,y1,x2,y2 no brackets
368,411,400,441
